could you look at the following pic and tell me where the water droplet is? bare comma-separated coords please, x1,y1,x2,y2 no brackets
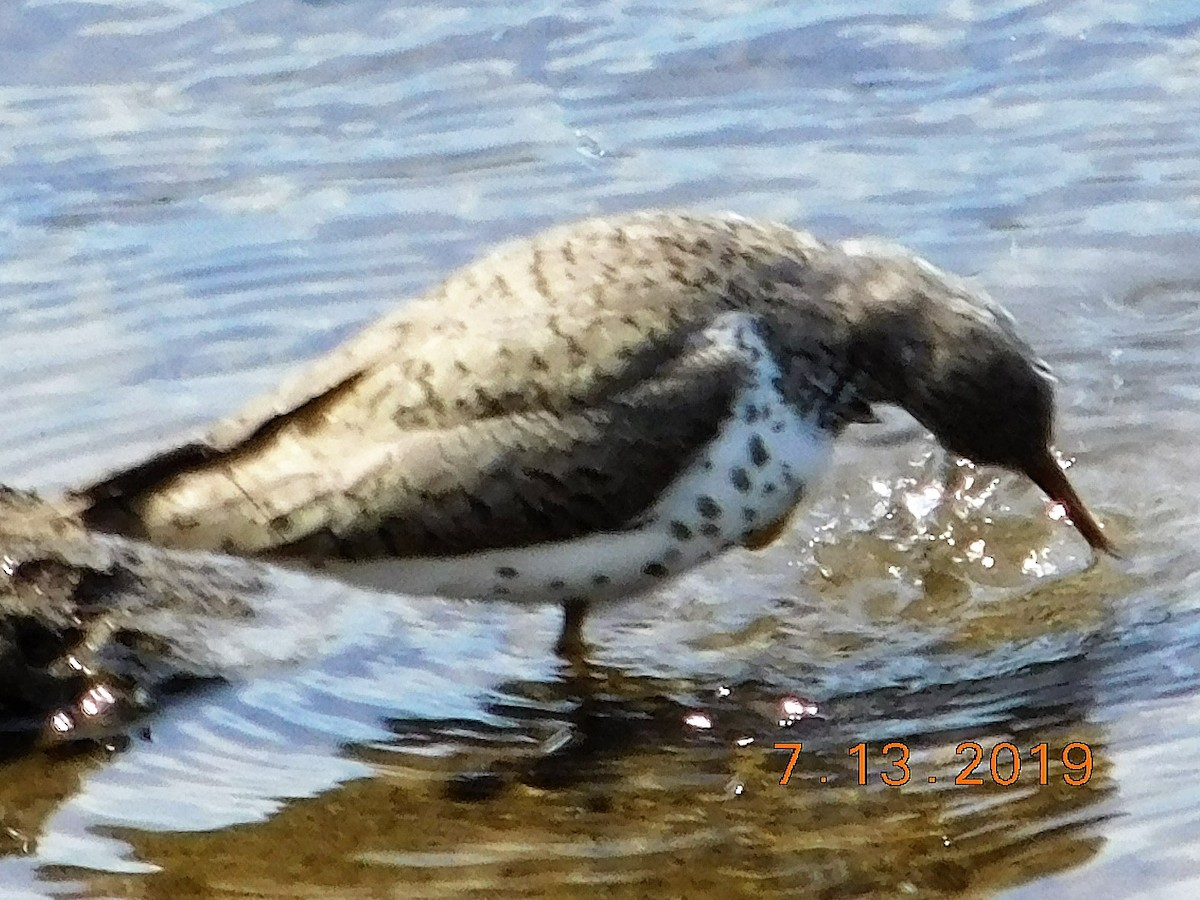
779,696,820,725
574,130,609,160
77,685,117,719
903,483,943,520
684,712,713,730
1022,550,1057,578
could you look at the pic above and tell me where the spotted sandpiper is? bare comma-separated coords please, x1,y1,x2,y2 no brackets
76,211,1113,654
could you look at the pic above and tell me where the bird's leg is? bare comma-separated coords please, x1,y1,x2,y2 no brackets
554,597,590,661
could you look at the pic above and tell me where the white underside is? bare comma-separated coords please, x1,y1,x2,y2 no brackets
324,312,833,605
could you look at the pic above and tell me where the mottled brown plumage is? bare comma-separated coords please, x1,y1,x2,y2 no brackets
74,211,1111,646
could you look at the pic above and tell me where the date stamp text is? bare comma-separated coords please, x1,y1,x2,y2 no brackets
773,741,1093,787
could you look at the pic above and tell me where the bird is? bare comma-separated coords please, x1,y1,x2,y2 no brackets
73,210,1114,656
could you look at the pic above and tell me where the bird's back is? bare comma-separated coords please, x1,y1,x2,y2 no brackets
78,212,851,563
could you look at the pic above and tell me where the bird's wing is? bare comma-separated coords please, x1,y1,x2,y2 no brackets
78,311,774,562
78,305,417,507
78,275,697,517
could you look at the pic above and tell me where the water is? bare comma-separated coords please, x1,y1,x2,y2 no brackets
3,0,1200,896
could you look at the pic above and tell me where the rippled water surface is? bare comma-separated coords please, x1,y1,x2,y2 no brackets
4,1,1200,896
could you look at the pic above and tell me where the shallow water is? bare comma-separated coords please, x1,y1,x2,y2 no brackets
3,0,1200,896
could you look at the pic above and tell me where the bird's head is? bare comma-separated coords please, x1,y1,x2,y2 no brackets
838,244,1114,554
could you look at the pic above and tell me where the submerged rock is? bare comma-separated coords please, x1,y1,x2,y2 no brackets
0,486,272,746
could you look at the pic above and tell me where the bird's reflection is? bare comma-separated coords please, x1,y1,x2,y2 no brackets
355,649,1120,897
